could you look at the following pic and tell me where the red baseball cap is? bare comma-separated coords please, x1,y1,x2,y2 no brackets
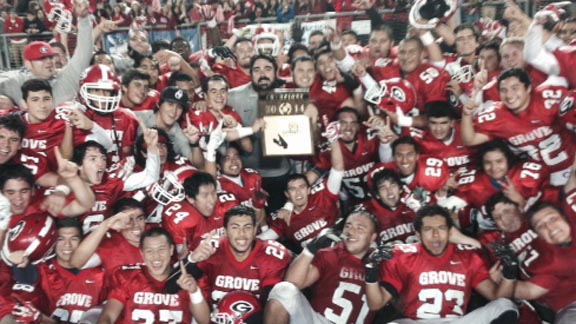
23,41,56,61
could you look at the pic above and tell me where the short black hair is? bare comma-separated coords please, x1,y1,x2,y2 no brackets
426,101,457,119
341,29,359,41
139,227,175,250
414,205,453,233
167,71,194,86
0,164,35,191
111,197,146,216
72,140,106,166
285,173,309,191
288,43,311,64
56,218,84,239
477,140,516,172
216,142,242,167
201,74,229,94
134,128,175,167
122,69,151,87
526,202,566,230
290,55,315,72
372,168,403,194
392,136,419,155
184,172,216,199
454,24,480,42
224,205,257,228
21,79,52,100
485,192,519,221
249,54,278,75
152,39,171,54
370,24,394,40
498,68,531,90
0,113,26,141
90,50,114,66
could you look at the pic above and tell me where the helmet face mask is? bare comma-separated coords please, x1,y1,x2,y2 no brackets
254,34,280,57
449,64,475,84
364,82,388,105
149,171,185,206
48,5,73,34
79,65,122,114
409,0,458,29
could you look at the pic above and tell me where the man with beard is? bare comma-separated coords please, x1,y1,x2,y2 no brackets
228,54,291,213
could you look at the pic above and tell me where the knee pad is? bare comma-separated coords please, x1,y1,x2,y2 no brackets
268,281,299,301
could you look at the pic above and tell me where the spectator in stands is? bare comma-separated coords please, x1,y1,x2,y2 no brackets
0,0,94,107
276,0,294,23
4,7,26,68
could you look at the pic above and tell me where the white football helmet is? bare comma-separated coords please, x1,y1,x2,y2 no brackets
447,64,475,84
254,25,281,57
47,4,73,34
149,171,185,206
79,64,122,114
409,0,459,30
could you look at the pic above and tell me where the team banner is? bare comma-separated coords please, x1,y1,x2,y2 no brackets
258,89,314,156
102,26,201,56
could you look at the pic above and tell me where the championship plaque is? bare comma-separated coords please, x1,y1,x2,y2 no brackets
258,89,314,156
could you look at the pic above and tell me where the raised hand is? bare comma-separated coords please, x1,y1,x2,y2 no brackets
188,232,216,264
489,241,518,280
321,115,341,144
177,261,200,293
305,228,342,255
183,114,201,145
55,146,79,180
12,301,42,324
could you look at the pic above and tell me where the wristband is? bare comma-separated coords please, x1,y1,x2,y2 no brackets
397,114,414,127
203,149,217,162
282,202,294,212
189,289,204,304
236,126,254,139
419,31,435,47
53,185,71,196
331,41,342,51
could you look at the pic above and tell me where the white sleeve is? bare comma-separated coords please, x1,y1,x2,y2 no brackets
335,53,356,73
437,195,469,212
524,23,561,75
123,151,161,191
327,168,344,195
378,142,393,162
85,122,114,151
257,229,280,241
430,59,447,69
359,73,378,91
80,253,102,270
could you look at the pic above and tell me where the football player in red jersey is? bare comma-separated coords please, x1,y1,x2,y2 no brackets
9,218,107,324
369,136,452,205
96,227,210,324
162,172,239,259
358,168,418,244
209,37,256,89
307,107,383,204
78,64,140,163
258,122,344,248
438,140,558,230
461,68,576,186
405,103,474,174
71,136,160,232
20,79,113,172
366,205,518,323
309,46,361,122
264,210,379,324
169,205,291,317
69,198,147,274
215,144,267,226
187,74,259,153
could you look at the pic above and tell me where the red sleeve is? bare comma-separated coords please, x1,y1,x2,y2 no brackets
162,203,199,246
260,241,292,287
107,269,130,305
380,248,406,294
469,251,490,289
269,215,288,240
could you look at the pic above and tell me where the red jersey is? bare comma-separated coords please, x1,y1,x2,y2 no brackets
406,124,474,174
473,86,576,179
309,75,353,122
218,168,265,209
553,45,576,89
96,232,143,274
481,66,548,104
15,150,51,180
37,260,106,323
371,62,450,114
80,177,125,233
85,108,139,162
212,64,251,89
368,156,451,200
309,244,376,323
197,238,291,307
313,131,380,202
107,264,194,324
187,106,243,133
269,180,340,246
3,16,25,41
162,193,239,250
357,199,417,244
381,243,489,320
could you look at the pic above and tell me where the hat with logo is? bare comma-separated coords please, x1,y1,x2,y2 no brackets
23,41,56,61
159,86,189,111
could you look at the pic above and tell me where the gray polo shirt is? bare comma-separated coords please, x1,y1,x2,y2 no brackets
227,83,290,178
0,16,94,107
133,110,193,160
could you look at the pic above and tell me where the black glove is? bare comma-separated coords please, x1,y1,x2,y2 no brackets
290,21,303,43
211,46,237,60
363,241,394,284
490,241,519,280
305,228,342,255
